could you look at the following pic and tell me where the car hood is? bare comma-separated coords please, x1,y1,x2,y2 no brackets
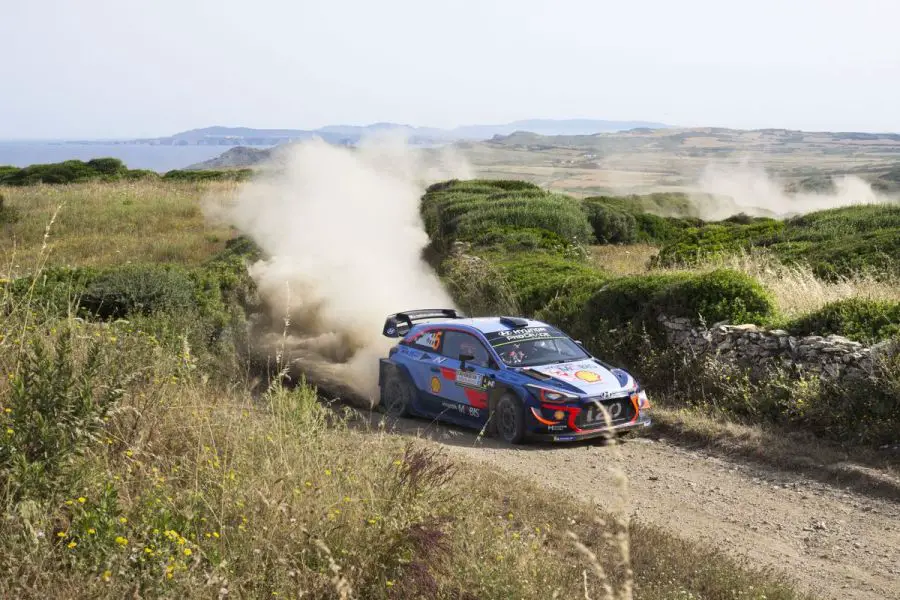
525,359,634,396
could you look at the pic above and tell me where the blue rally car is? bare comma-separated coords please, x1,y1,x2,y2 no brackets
378,309,651,444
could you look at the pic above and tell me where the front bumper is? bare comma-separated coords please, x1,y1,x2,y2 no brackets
528,414,652,442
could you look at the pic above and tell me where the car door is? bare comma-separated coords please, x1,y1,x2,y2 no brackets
401,328,451,417
431,330,496,427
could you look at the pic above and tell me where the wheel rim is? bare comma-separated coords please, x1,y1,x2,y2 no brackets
385,381,406,416
498,400,517,440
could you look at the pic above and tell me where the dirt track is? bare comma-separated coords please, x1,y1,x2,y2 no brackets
381,416,900,600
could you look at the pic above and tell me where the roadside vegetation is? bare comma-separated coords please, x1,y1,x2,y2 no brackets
0,178,808,598
424,179,900,448
0,157,252,187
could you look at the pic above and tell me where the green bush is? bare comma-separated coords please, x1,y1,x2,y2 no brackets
654,269,776,325
80,265,198,319
421,180,594,253
4,266,98,316
493,254,608,316
85,158,128,176
1,328,124,500
786,298,900,343
161,169,254,182
582,203,636,244
656,204,900,279
654,219,785,266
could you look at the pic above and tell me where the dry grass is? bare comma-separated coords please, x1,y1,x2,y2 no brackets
588,244,659,276
685,249,900,319
0,181,238,275
588,243,900,319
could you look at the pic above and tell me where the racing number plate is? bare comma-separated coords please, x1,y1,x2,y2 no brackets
456,370,483,388
582,400,624,425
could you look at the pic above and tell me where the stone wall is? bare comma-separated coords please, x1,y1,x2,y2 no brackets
657,315,896,383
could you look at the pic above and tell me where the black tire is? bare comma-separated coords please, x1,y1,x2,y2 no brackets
381,370,414,418
495,393,526,445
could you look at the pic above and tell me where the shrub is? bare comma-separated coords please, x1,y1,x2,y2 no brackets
0,327,125,500
494,254,609,315
420,180,594,253
85,158,127,176
582,203,636,244
656,204,900,279
4,266,98,316
80,264,197,319
654,219,785,267
161,168,254,182
786,298,900,343
654,269,776,325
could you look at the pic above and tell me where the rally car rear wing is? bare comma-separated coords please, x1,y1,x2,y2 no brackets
382,309,464,337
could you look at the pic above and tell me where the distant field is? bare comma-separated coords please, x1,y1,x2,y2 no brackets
0,181,236,273
450,128,900,197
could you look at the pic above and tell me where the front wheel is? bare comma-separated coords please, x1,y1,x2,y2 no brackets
495,394,525,445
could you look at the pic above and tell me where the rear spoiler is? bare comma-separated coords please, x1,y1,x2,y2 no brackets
382,309,464,338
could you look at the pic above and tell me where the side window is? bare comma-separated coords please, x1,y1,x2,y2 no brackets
440,331,491,368
409,329,443,353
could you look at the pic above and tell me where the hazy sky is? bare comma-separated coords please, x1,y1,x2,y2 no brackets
2,0,898,139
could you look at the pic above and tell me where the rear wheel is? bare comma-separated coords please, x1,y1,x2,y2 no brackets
495,393,525,445
381,370,414,418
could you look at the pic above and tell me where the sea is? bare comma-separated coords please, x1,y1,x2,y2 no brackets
0,141,265,172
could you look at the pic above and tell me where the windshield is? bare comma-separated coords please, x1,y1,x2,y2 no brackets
485,326,590,367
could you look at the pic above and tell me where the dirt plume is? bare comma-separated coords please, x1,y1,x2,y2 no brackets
690,161,897,220
208,134,471,405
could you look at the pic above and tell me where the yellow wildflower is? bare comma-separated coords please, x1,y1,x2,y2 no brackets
87,528,96,535
77,497,86,504
183,548,192,556
119,517,127,524
67,541,77,549
115,536,128,546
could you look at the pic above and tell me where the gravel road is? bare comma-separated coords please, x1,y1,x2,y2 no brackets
387,418,900,600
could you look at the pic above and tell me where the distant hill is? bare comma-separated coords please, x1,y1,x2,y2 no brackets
130,119,671,148
486,127,900,155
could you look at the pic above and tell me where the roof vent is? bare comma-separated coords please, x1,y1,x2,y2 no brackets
499,316,529,328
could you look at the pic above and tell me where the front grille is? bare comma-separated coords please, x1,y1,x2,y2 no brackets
576,396,635,429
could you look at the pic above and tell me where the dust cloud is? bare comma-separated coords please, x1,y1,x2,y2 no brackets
689,162,897,221
207,134,472,406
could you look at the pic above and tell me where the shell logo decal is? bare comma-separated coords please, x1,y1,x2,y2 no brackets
575,370,601,383
430,376,441,394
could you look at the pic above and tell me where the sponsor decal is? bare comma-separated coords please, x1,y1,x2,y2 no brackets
386,327,396,335
441,400,480,418
456,370,483,388
553,435,576,442
575,370,601,383
430,376,441,394
487,326,567,347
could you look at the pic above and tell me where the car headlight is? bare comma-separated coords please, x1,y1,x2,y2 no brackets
526,384,578,404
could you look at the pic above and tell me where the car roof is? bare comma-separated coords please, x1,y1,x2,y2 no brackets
411,316,552,335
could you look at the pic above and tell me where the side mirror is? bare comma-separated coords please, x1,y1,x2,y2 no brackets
459,353,474,370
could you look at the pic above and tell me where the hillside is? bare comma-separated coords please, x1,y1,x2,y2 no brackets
131,118,671,149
